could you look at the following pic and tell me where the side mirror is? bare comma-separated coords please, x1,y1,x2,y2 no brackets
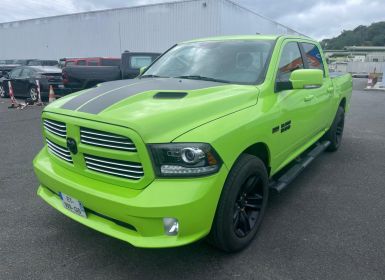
139,66,147,76
290,69,323,89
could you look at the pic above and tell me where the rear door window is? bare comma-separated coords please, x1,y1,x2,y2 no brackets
300,43,325,74
77,60,86,66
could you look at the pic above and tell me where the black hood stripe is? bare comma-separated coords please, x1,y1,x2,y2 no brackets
61,79,141,111
62,78,224,114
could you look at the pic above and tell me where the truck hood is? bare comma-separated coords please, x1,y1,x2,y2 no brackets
46,78,259,142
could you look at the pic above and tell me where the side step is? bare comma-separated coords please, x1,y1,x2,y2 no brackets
269,141,331,192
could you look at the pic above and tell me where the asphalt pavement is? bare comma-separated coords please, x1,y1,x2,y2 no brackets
0,79,384,280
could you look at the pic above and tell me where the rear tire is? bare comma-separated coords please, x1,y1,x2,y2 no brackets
324,106,345,152
29,86,38,102
208,154,269,252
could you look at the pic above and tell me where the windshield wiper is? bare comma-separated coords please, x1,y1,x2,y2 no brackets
140,74,169,78
174,75,230,83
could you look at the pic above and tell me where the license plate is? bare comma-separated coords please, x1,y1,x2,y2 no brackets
59,192,87,218
58,84,64,89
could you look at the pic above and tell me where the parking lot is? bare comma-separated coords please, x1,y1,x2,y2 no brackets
0,79,384,280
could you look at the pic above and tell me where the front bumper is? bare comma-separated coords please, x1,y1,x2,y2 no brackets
34,148,228,248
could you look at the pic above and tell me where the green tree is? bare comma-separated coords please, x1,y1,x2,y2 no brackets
320,21,385,49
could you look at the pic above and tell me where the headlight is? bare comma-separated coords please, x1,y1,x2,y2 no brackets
149,143,222,177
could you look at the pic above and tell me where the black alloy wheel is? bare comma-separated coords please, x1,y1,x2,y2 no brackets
233,175,264,238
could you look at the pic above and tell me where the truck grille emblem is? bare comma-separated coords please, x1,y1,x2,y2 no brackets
66,138,78,155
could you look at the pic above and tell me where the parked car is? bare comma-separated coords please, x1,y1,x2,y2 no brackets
34,35,352,252
0,63,20,78
62,52,160,92
0,66,70,100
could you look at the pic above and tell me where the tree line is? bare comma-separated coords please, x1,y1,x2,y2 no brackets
320,21,385,50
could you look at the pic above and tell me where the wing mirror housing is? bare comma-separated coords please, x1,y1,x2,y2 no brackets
290,69,323,89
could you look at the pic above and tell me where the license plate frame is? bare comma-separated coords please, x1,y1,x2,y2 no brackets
59,192,87,218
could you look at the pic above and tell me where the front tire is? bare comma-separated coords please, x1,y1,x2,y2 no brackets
324,106,345,152
208,154,269,252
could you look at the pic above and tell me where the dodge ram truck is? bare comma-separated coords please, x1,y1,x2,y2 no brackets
33,35,352,252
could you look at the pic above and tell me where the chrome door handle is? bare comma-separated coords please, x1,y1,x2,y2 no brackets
304,95,314,102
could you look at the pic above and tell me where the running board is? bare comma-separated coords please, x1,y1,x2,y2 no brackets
269,141,331,192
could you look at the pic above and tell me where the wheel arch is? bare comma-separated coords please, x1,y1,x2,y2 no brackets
241,142,271,175
339,97,346,111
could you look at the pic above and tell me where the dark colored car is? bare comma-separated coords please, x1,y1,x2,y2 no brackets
0,66,71,100
0,59,42,77
62,52,160,92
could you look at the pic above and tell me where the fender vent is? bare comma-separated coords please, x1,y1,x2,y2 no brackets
153,92,187,99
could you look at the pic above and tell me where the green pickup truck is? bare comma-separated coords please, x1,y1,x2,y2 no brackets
33,35,352,252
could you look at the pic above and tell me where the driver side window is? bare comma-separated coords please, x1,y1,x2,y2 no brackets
277,42,304,82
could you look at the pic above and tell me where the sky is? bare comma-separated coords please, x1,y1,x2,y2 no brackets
0,0,383,40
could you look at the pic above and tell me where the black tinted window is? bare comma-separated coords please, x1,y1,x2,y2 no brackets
77,60,86,66
277,42,304,82
88,61,98,66
301,43,324,73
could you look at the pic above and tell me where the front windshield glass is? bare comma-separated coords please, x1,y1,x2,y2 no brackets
144,40,275,85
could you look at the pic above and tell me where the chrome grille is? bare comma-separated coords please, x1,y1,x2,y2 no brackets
46,139,72,163
43,119,66,138
80,128,136,152
84,154,143,180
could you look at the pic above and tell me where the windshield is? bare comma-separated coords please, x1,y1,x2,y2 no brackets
144,40,275,85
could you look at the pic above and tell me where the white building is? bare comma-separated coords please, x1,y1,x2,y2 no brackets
0,0,299,59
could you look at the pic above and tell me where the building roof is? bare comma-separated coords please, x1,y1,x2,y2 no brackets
0,0,299,36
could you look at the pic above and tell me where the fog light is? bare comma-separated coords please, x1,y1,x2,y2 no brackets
163,218,179,236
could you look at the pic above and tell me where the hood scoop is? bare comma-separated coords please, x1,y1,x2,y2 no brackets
153,92,188,99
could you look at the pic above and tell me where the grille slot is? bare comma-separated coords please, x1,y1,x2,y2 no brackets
46,139,72,163
84,154,143,180
80,128,137,152
43,119,67,138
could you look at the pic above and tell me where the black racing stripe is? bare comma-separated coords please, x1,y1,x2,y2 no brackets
78,78,223,114
60,80,139,110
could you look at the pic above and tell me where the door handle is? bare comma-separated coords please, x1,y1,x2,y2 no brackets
304,95,314,102
327,87,334,93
